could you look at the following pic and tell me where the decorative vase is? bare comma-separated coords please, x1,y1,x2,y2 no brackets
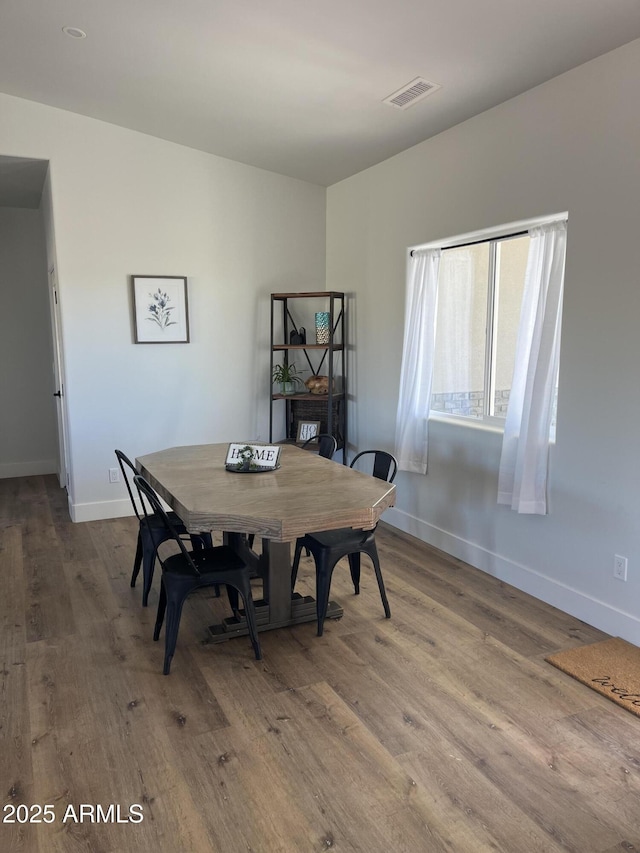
281,381,297,395
315,312,330,344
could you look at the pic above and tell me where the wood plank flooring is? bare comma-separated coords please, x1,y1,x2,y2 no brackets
1,475,638,853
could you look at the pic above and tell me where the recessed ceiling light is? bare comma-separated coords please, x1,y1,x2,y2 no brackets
62,26,87,39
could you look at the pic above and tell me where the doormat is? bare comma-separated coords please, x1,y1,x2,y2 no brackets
546,637,640,718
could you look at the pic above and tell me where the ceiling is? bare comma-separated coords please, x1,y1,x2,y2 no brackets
2,0,640,193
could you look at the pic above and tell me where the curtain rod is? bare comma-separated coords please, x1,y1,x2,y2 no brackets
410,229,528,257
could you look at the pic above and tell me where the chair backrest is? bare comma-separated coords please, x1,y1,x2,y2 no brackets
302,433,338,459
115,449,145,521
350,450,398,484
134,475,201,576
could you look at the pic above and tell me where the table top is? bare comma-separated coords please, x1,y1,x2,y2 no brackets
136,443,396,541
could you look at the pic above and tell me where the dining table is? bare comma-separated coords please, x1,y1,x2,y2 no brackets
136,442,396,642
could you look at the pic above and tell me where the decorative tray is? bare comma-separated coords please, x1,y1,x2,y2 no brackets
225,463,281,474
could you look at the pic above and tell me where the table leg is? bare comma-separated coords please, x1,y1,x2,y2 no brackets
208,535,343,643
261,539,293,623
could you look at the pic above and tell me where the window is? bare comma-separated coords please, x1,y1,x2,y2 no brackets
396,215,566,506
431,232,538,424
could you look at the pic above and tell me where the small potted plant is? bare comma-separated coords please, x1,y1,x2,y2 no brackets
272,362,302,395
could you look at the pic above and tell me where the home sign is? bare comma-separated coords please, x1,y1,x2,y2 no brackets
225,443,281,470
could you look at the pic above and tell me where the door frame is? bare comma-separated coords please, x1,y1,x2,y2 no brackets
48,265,70,489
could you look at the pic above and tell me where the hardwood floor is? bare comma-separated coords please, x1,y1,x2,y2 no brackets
1,475,638,852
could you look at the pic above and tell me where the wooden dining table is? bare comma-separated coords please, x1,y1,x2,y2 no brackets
136,442,396,641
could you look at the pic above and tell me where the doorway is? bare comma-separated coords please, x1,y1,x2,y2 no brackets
0,155,67,484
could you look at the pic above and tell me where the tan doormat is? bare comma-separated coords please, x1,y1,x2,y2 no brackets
546,637,640,718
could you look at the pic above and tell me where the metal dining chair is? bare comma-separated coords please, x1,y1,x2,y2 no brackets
301,433,338,458
115,449,215,606
135,475,262,674
291,450,397,636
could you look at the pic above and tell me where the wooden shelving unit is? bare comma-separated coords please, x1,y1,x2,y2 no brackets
269,292,347,463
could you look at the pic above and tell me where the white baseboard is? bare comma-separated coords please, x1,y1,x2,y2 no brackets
383,506,640,646
0,459,57,479
71,498,133,523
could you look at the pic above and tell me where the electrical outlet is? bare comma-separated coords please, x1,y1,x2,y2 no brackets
614,554,628,582
108,467,120,483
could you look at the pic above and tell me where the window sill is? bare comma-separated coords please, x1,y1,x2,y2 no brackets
428,411,557,446
428,411,504,435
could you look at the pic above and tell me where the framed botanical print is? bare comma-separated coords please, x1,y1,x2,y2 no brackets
132,275,189,343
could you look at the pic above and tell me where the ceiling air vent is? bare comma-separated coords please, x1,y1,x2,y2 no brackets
383,77,441,110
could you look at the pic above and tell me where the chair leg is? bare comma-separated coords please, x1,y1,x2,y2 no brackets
368,544,391,619
236,578,262,661
162,594,187,675
154,579,167,641
348,551,361,594
315,552,336,637
291,539,305,591
141,547,158,607
140,526,161,607
130,533,143,588
226,584,240,617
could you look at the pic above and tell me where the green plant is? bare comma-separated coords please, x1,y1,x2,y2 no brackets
272,362,302,385
231,445,258,471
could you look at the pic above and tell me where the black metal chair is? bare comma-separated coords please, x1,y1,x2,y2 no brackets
301,433,338,458
291,450,398,636
134,475,262,674
245,434,338,554
115,449,214,606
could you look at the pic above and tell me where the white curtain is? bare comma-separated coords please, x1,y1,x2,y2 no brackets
394,248,442,474
498,220,567,514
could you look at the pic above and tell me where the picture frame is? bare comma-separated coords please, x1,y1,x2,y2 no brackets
296,420,321,443
132,275,189,343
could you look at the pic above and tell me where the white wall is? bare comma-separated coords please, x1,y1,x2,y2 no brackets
0,206,58,477
0,94,326,520
327,40,640,643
